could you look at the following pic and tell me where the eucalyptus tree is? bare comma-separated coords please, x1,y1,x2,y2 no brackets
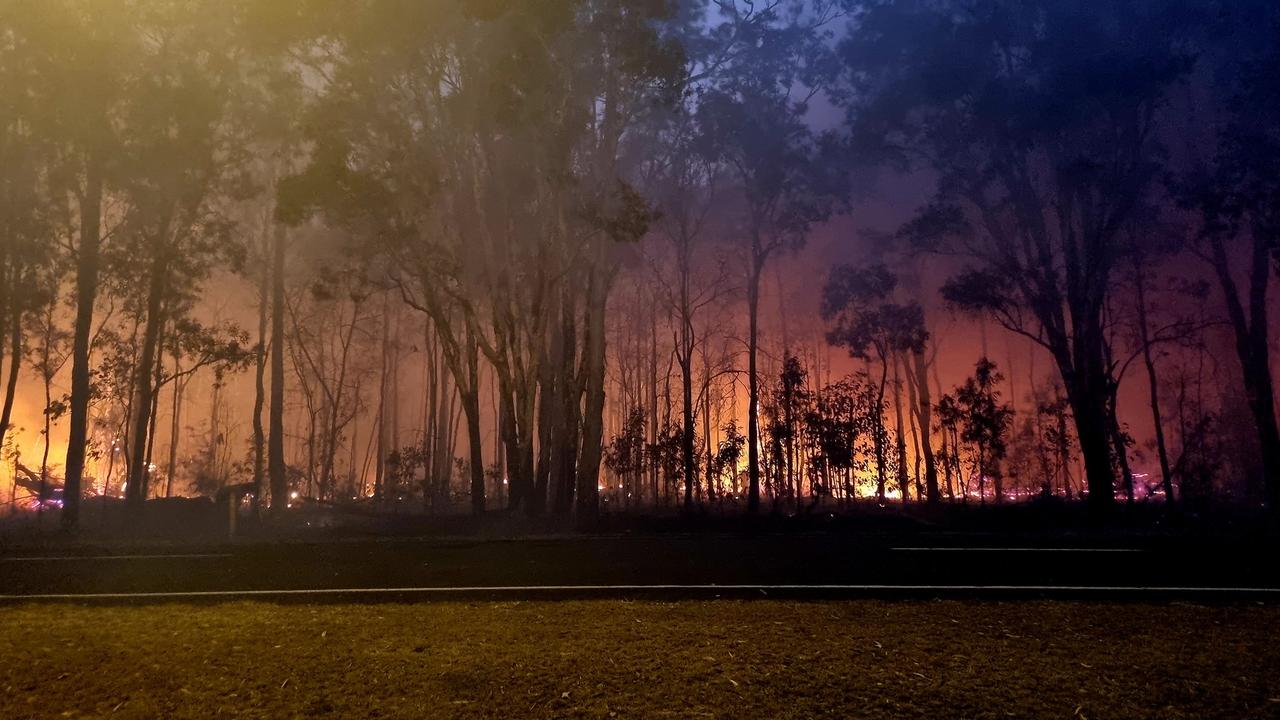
1186,11,1280,510
7,0,141,528
697,0,846,512
280,0,680,520
841,0,1203,511
822,263,925,502
0,17,59,462
634,112,734,509
107,1,250,508
24,264,72,511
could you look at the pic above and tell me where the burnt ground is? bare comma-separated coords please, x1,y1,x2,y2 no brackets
2,599,1278,719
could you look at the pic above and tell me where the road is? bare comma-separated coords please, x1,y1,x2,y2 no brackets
2,532,1277,602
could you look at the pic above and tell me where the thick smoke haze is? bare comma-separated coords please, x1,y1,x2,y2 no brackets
2,0,1278,519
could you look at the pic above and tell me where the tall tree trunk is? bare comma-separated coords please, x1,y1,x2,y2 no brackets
552,293,580,517
1060,352,1116,512
891,353,910,504
912,350,940,504
1108,387,1136,506
165,351,183,498
1209,232,1280,510
432,360,451,508
680,344,695,511
1134,269,1174,504
39,307,55,517
461,330,485,516
576,261,609,526
125,259,167,509
374,294,390,500
702,341,715,503
534,333,556,516
874,359,888,503
251,240,269,514
649,302,660,507
268,224,288,515
63,159,103,531
746,249,763,513
0,305,22,457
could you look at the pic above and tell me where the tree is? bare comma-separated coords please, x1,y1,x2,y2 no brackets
822,264,925,502
279,0,679,521
1186,14,1280,510
954,358,1014,504
604,408,648,507
698,1,845,512
843,0,1202,512
107,0,245,509
22,260,70,516
10,0,137,529
637,108,732,512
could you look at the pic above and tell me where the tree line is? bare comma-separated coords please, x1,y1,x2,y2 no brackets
1,0,1278,530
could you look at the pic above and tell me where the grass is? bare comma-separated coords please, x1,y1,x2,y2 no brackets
2,600,1278,719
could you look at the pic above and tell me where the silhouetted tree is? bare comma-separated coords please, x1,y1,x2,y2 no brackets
954,358,1014,504
1186,16,1280,510
822,264,926,502
844,0,1202,512
699,1,845,513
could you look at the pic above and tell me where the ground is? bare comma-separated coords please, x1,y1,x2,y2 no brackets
3,600,1277,719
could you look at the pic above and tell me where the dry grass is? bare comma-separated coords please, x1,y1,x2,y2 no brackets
2,600,1278,719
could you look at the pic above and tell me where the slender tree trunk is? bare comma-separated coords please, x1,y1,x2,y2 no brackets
649,300,660,507
432,361,451,507
746,249,764,513
1134,270,1174,504
374,294,390,500
1057,387,1073,501
891,354,910,504
553,292,580,516
268,224,288,514
165,352,183,498
874,359,888,503
125,260,167,509
576,261,609,526
1108,388,1135,505
63,160,103,531
251,241,269,514
143,344,163,501
39,311,54,516
0,305,22,457
461,385,485,517
912,350,940,504
535,321,556,516
680,341,695,511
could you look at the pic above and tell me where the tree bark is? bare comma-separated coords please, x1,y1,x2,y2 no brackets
746,245,764,513
268,224,288,514
576,261,609,526
62,159,103,531
165,351,183,498
251,238,269,514
913,349,940,504
0,304,22,454
891,353,910,504
125,258,168,508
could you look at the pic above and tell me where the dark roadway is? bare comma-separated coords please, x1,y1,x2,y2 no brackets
2,532,1277,602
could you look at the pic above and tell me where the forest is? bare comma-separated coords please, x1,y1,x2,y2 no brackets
2,0,1279,531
